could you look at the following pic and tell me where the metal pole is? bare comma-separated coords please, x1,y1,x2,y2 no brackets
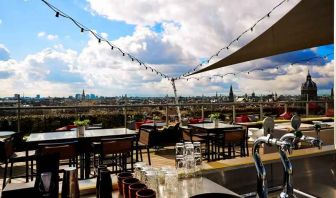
232,104,236,123
171,79,181,122
201,106,204,120
306,102,309,116
325,102,328,115
124,107,127,128
16,94,21,133
285,103,288,112
260,104,263,120
165,105,169,126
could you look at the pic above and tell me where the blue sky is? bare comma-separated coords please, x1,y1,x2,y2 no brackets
0,0,333,97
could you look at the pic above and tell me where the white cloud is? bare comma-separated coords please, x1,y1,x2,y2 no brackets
0,44,10,61
0,19,2,25
37,31,58,40
37,32,46,37
0,1,333,97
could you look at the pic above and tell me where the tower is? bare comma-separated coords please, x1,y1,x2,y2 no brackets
82,89,85,100
301,70,317,101
229,85,234,102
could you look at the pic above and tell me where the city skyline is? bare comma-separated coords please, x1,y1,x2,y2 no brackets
0,0,334,97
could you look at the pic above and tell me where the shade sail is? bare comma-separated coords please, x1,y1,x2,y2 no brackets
191,0,333,75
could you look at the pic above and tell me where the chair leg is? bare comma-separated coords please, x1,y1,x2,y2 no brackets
233,145,236,158
140,149,143,162
146,147,151,165
9,161,13,183
31,159,34,181
3,161,8,189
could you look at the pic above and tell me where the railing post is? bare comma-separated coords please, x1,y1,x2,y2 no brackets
259,104,263,120
284,103,288,112
15,94,21,133
124,106,127,128
325,102,328,115
232,104,236,123
201,105,204,120
165,105,169,126
306,102,309,116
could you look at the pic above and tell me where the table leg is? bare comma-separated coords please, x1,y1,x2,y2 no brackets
25,149,28,183
85,152,90,179
79,153,84,180
207,132,210,162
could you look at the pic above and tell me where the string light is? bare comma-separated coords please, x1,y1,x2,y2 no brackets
177,52,333,82
178,0,289,78
41,0,171,80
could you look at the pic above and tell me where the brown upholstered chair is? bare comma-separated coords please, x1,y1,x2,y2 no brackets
37,141,79,171
99,137,134,173
221,129,247,158
2,137,36,189
136,130,152,165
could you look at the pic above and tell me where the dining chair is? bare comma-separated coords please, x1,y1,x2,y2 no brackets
218,129,247,159
2,136,36,189
98,136,135,173
37,141,79,172
136,129,152,165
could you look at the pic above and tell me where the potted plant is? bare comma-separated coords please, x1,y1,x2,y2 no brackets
209,113,220,127
74,119,90,137
153,115,161,126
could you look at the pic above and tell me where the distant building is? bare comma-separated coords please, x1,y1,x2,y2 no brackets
331,87,334,99
75,94,81,100
90,94,96,100
301,71,317,101
229,85,234,102
82,89,85,100
36,94,40,99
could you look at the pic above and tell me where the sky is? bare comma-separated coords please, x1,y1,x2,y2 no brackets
0,0,334,97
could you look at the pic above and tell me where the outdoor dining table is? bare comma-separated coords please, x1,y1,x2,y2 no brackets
0,131,16,138
188,123,243,161
26,128,137,179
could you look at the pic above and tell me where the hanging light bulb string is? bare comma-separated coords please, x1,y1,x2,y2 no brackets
41,0,171,80
179,52,333,81
178,0,290,78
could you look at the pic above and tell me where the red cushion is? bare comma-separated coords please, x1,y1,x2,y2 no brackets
189,119,199,124
325,108,334,117
280,112,292,120
135,122,144,129
144,120,154,123
66,124,76,130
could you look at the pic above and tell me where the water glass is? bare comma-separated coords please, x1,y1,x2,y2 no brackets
185,143,194,157
194,153,202,177
193,142,201,155
134,162,146,179
175,156,185,177
158,166,174,185
175,143,185,157
144,171,158,192
184,157,195,178
164,170,178,193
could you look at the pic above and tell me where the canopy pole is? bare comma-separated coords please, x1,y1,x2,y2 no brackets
171,79,182,123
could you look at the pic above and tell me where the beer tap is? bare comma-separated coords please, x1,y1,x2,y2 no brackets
278,115,323,198
253,117,292,198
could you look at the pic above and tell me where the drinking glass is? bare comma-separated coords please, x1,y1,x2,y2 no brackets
134,162,146,179
194,153,202,178
158,166,174,185
164,169,178,193
193,142,201,155
175,156,185,178
144,171,158,192
175,143,185,158
184,157,195,178
185,142,194,157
